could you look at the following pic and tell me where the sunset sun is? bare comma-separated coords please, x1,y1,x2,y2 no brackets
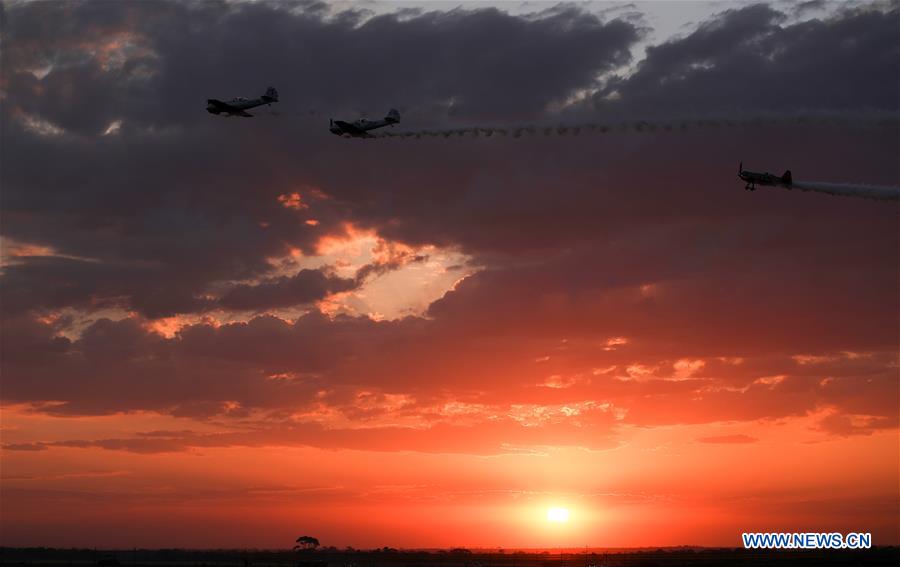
546,507,570,523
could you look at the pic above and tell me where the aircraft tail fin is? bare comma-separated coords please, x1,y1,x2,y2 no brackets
782,170,792,185
263,87,279,102
385,108,401,124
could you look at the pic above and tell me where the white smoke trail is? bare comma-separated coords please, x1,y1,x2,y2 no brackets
787,181,900,201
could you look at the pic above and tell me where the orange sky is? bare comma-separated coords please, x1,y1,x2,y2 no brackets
3,414,898,548
2,183,898,549
2,356,898,549
2,0,899,551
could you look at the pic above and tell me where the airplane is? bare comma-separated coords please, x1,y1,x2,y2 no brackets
329,109,401,137
207,87,278,117
738,162,792,191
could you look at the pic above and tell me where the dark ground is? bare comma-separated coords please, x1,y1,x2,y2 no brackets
2,547,899,566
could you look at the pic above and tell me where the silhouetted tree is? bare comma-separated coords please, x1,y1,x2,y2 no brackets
377,547,397,554
294,536,319,551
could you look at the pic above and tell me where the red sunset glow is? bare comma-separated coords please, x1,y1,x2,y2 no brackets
1,0,898,555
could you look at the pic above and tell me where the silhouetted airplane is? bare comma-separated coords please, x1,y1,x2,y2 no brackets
739,162,792,191
330,109,400,137
207,87,278,117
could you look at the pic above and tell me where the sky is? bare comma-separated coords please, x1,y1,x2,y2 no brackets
1,0,899,550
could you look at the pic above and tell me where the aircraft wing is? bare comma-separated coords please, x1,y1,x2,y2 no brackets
207,99,254,117
334,120,371,137
207,99,236,112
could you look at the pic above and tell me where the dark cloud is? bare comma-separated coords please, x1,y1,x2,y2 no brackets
813,412,900,437
3,0,642,131
1,1,898,451
2,307,896,442
2,443,49,452
591,3,900,117
1,0,641,318
1,415,620,455
218,268,357,311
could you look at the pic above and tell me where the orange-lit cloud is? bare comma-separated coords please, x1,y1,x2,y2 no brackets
277,192,308,210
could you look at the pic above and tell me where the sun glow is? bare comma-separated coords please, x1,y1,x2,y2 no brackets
547,507,570,523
